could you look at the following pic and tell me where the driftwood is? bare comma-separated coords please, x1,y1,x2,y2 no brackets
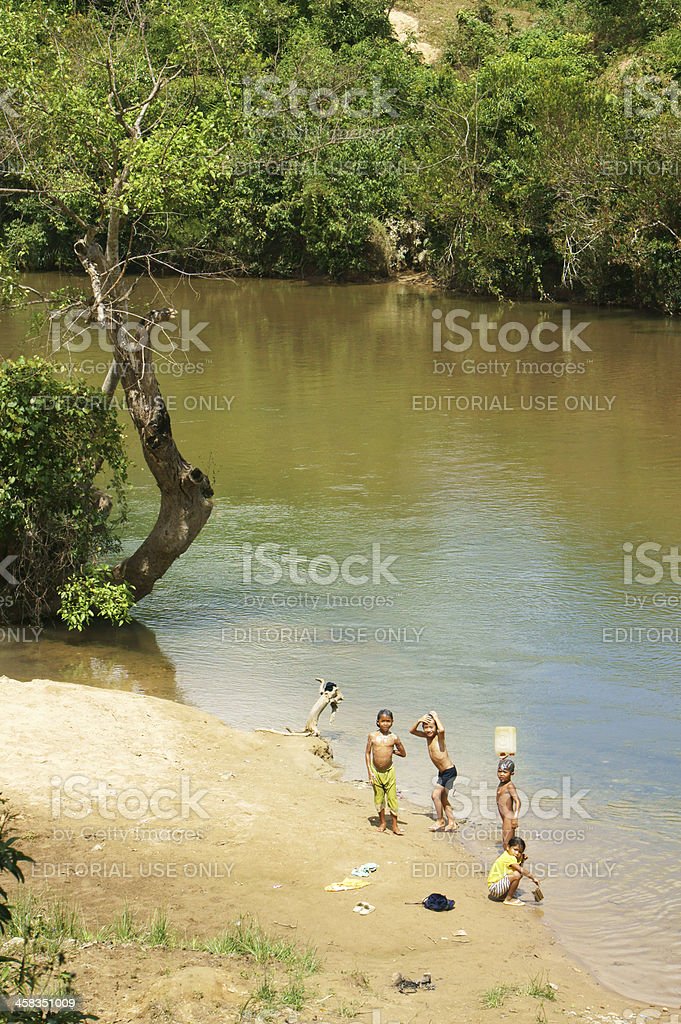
304,678,344,735
257,678,344,737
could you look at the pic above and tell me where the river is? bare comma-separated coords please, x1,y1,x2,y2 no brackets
1,275,680,1006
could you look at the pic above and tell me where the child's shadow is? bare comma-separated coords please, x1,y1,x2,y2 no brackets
367,815,405,831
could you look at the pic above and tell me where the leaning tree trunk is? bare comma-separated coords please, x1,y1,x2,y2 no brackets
74,228,214,601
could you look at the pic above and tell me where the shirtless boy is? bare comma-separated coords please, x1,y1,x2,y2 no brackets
497,757,521,845
409,710,457,832
365,709,406,835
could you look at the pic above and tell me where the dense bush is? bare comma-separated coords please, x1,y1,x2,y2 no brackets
2,0,681,309
0,358,129,625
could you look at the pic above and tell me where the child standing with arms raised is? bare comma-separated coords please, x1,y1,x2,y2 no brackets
409,710,457,832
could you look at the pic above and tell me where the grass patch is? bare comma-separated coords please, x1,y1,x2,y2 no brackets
108,904,139,944
247,972,308,1013
482,983,515,1008
1,898,317,1013
253,976,278,1006
482,973,557,1008
144,909,175,948
281,978,307,1010
204,918,319,974
4,891,89,946
337,1002,361,1019
522,973,557,1001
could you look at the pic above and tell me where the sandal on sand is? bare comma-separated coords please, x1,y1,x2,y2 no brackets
352,902,375,915
503,898,525,906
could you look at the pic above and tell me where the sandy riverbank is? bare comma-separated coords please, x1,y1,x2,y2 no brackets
0,676,641,1024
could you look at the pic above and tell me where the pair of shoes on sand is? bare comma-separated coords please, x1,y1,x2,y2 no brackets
353,901,375,915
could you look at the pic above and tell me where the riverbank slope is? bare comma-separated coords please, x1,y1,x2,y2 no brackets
0,676,636,1024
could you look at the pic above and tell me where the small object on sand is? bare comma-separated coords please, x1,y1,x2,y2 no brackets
272,883,283,889
393,972,436,994
351,862,379,877
352,901,375,915
533,885,544,903
421,893,455,912
325,877,372,892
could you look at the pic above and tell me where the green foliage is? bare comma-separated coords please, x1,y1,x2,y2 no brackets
205,917,320,973
482,983,515,1008
588,0,681,46
0,798,32,941
306,0,392,48
0,357,127,625
2,0,681,307
444,10,500,70
58,565,135,630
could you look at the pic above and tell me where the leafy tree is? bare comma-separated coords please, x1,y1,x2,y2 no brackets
0,1,219,606
0,357,129,625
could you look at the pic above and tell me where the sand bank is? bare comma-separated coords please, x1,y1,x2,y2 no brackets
0,676,641,1024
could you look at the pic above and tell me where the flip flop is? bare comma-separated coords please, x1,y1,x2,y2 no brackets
502,898,525,906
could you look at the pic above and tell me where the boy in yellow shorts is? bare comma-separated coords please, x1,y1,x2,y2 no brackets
487,836,539,906
365,709,406,835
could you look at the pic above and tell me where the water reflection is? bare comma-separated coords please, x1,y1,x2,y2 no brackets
2,620,181,702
